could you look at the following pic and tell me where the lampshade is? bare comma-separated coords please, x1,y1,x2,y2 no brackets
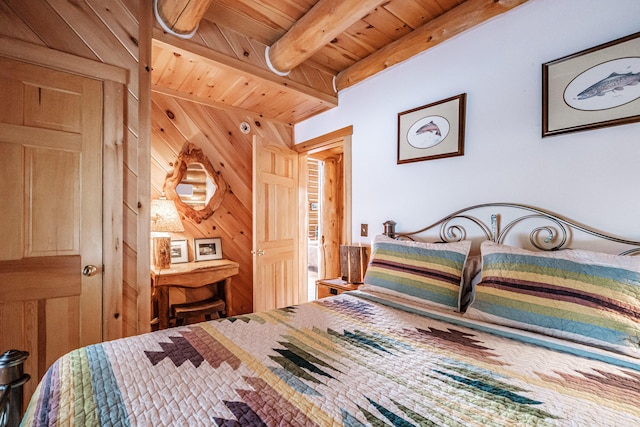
150,197,184,233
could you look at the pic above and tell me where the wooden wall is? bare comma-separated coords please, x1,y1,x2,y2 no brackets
151,92,294,315
0,0,151,337
1,0,296,335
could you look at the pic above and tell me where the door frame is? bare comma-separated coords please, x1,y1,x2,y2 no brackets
295,125,353,296
0,37,127,341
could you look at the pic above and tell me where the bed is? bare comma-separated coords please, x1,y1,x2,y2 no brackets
21,203,640,426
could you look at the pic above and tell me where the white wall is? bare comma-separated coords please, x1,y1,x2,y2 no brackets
295,0,640,245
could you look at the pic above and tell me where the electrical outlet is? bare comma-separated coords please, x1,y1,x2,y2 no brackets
360,224,368,237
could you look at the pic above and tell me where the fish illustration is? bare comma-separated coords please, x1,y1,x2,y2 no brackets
416,121,441,136
576,71,640,100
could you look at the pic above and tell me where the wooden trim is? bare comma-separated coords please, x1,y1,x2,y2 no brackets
102,80,125,341
342,135,353,244
153,31,338,106
297,153,309,302
0,256,81,301
0,35,127,84
267,0,386,74
137,0,154,335
37,300,46,379
294,125,353,153
152,84,293,127
335,0,529,90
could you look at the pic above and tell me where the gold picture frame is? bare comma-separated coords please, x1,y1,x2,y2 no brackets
542,31,640,137
397,93,466,164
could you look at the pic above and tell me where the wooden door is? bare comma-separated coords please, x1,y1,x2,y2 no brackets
0,59,103,393
252,136,300,312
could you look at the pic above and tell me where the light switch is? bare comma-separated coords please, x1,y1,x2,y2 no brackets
360,224,368,237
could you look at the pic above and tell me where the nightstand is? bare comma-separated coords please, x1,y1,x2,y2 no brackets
316,278,360,299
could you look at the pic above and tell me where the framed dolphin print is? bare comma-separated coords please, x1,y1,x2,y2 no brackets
543,31,640,137
397,93,466,164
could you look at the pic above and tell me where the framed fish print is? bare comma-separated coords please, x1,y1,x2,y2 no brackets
543,31,640,137
397,93,466,164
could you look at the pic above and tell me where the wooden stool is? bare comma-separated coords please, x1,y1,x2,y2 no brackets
171,297,226,326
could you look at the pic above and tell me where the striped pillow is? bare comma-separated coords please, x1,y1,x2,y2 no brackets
466,241,640,358
361,235,471,311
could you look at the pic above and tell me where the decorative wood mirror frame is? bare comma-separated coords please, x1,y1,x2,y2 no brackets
163,143,227,223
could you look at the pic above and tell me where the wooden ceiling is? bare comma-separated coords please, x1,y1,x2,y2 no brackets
151,0,529,125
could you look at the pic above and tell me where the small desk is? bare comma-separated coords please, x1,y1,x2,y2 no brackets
151,259,239,329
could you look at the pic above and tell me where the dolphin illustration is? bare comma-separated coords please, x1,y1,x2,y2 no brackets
416,121,441,136
577,71,640,100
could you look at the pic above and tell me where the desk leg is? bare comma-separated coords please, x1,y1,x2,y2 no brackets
223,277,232,317
157,287,170,329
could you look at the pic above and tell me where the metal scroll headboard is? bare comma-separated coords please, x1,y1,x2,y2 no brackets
382,202,640,256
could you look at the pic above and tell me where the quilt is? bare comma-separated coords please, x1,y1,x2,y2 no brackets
22,293,640,426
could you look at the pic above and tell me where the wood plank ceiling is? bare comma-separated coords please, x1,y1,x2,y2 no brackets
151,0,529,125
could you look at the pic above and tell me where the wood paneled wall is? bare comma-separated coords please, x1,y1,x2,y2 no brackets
1,0,296,337
151,92,294,315
1,0,151,338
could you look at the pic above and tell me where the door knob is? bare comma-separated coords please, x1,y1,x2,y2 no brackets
251,250,265,256
82,265,98,277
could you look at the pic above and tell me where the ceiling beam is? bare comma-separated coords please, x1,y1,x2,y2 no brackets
266,0,387,76
335,0,530,91
153,30,337,106
154,0,213,38
151,84,293,127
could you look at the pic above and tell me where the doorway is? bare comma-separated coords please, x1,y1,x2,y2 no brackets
306,158,321,299
295,126,352,301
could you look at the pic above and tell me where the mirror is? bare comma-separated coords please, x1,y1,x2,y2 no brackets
176,163,215,209
164,143,227,223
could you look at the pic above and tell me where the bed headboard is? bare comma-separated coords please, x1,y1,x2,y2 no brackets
382,202,640,256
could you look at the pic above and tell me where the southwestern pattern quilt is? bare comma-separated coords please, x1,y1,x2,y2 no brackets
22,293,640,426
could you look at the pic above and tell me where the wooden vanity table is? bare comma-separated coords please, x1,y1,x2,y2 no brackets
150,259,239,329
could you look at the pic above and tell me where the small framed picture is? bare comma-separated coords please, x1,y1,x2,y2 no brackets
170,239,188,264
397,93,466,164
194,237,223,261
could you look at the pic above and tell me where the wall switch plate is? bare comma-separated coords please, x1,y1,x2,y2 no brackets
360,224,368,237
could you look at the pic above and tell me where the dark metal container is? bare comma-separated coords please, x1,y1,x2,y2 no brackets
0,350,30,427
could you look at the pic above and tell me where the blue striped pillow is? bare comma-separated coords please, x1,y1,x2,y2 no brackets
466,241,640,358
361,235,471,311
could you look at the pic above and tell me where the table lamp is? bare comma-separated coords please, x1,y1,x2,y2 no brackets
150,196,184,269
